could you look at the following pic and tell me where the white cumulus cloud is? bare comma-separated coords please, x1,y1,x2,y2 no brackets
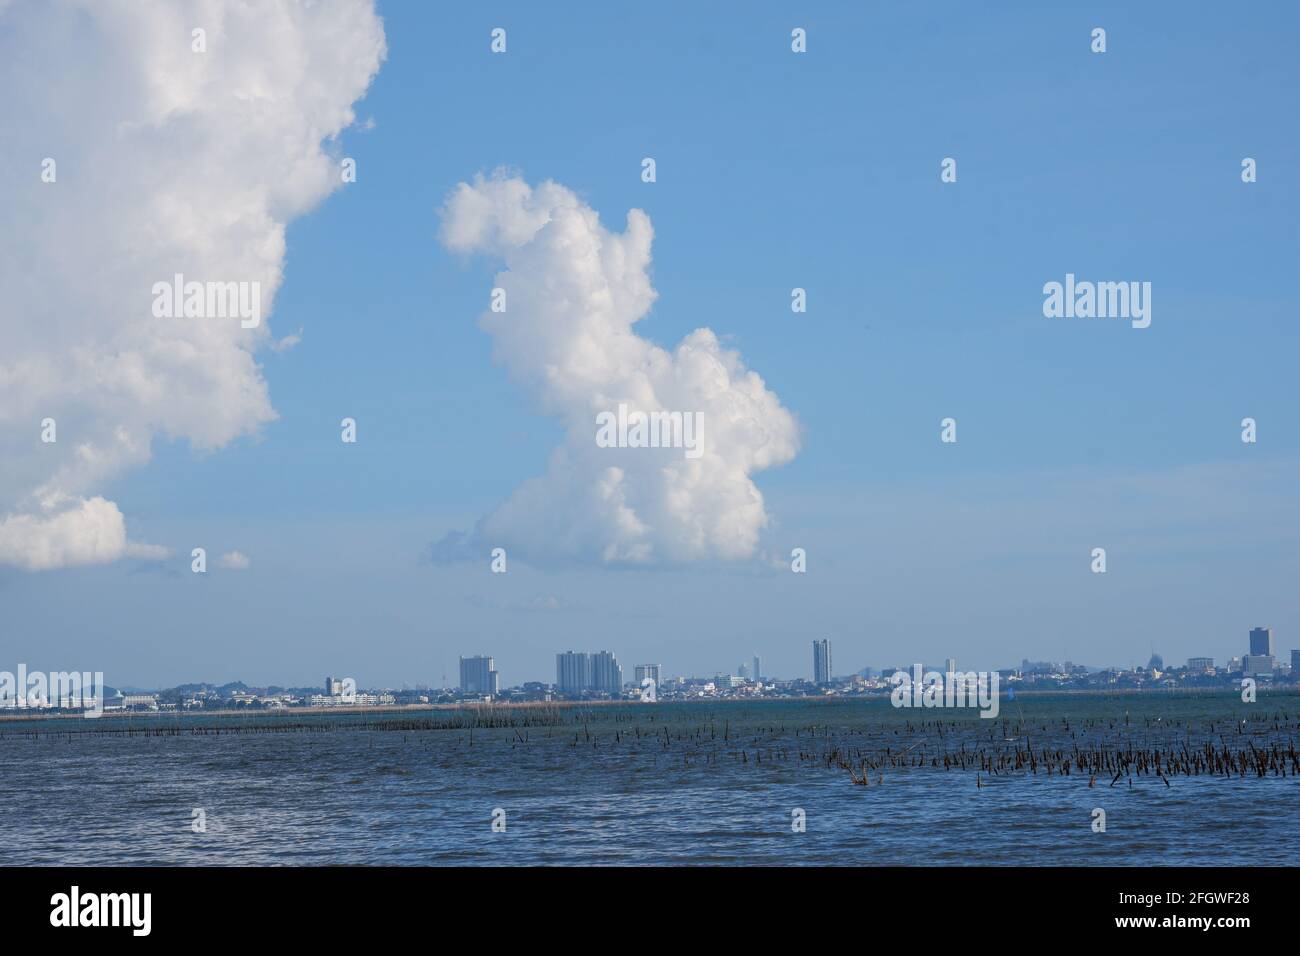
0,0,385,570
217,550,251,571
433,173,800,566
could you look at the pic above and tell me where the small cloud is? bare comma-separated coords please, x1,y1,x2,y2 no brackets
355,116,376,132
217,550,251,570
0,496,132,571
271,327,303,353
424,530,477,565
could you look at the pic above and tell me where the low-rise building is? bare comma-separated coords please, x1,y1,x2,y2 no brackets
1243,655,1275,678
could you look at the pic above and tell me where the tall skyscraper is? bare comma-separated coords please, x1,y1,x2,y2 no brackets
557,651,622,695
556,651,590,694
813,639,832,684
944,658,957,675
1249,627,1274,657
459,655,499,696
752,654,762,683
634,664,662,688
590,650,623,695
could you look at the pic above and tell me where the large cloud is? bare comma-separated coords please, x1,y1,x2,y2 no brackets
0,0,385,570
435,173,800,565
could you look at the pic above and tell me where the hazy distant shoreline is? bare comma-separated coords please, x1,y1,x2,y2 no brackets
2,685,1291,724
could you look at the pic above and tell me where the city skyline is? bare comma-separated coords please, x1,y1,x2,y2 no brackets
22,624,1287,696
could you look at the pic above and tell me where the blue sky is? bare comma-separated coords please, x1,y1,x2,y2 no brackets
4,1,1298,688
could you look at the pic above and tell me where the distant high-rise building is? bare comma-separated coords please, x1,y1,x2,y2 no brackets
325,675,338,695
813,639,832,684
590,650,623,695
1187,657,1214,672
1249,627,1274,657
556,652,590,694
944,658,957,675
634,664,662,689
1243,655,1275,677
459,656,498,696
738,663,749,680
752,655,762,683
1148,653,1164,671
1292,650,1300,672
556,651,622,695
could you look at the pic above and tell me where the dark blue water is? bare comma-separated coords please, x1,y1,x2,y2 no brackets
2,693,1295,865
